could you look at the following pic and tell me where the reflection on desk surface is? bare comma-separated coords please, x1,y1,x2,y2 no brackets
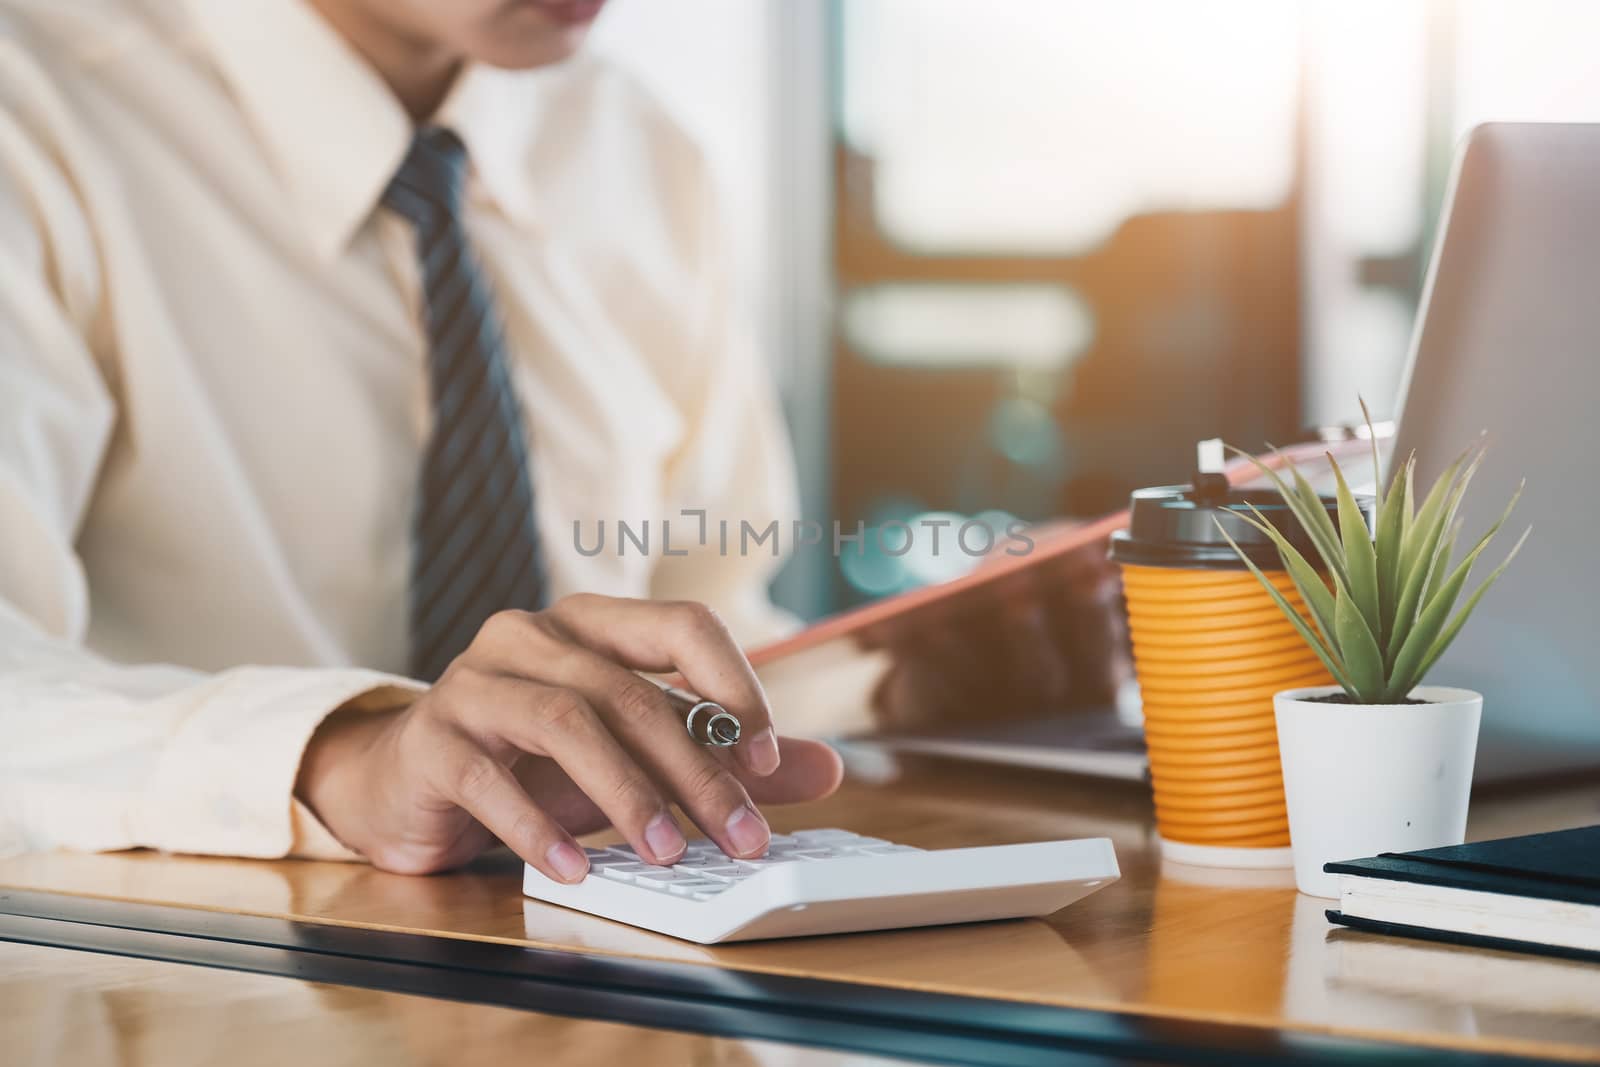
1325,919,1600,1023
2,758,1599,1062
0,940,904,1067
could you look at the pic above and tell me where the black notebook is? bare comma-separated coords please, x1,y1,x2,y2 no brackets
1324,825,1600,963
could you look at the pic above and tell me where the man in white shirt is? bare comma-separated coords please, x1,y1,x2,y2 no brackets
0,0,846,881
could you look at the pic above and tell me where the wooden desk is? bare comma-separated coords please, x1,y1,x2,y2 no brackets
4,758,1599,1064
0,938,892,1066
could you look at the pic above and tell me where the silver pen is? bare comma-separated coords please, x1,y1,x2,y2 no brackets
645,676,742,747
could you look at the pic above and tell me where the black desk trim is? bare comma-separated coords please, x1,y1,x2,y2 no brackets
0,888,1551,1067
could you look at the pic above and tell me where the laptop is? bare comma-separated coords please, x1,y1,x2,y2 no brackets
756,122,1600,784
1384,122,1600,779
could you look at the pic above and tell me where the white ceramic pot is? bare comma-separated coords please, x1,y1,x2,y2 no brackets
1275,685,1483,898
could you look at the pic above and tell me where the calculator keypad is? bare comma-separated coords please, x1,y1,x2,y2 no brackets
586,830,922,901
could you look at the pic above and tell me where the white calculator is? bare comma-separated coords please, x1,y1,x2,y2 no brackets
522,829,1119,944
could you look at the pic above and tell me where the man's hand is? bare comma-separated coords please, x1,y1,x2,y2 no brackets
296,594,844,880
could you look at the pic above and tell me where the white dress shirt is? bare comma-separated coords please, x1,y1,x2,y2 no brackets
0,0,800,860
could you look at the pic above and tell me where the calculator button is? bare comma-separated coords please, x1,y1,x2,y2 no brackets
696,866,749,881
671,855,715,868
792,829,855,842
588,853,638,867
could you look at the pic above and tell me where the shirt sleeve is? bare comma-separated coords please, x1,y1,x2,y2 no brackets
645,141,804,651
0,94,417,861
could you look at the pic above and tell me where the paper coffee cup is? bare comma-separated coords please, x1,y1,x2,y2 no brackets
1111,478,1368,866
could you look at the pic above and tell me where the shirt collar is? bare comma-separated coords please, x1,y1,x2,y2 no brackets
439,65,547,234
185,0,545,263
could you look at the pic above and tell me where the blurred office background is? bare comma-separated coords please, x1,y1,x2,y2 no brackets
593,0,1600,620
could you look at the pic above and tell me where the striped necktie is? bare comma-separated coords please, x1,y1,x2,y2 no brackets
383,127,548,681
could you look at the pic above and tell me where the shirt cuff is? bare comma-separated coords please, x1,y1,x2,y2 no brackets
138,668,423,859
288,797,363,861
284,683,418,862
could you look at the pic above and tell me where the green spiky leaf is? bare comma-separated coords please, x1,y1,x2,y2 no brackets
1359,397,1385,510
1421,444,1487,607
1283,453,1351,586
1238,506,1338,648
1226,446,1350,588
1239,488,1371,649
1386,480,1524,698
1388,446,1472,663
1406,526,1531,689
1335,588,1387,703
1374,454,1413,644
1213,518,1358,695
1330,458,1381,640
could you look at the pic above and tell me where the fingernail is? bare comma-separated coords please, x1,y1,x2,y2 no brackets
547,842,589,883
644,812,687,864
742,727,781,776
724,804,769,857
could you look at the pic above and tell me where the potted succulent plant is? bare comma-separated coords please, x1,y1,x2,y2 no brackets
1217,407,1529,897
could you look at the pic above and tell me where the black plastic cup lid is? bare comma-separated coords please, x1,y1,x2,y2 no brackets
1109,483,1368,570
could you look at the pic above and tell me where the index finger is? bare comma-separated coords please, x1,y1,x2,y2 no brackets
546,595,779,776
